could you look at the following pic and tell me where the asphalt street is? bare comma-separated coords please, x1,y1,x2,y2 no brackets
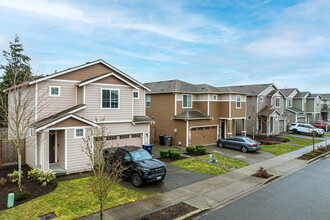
197,155,330,220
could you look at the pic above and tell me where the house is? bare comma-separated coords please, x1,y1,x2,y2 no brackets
320,94,330,121
7,60,153,174
292,92,322,123
280,88,304,124
225,83,287,136
144,80,247,147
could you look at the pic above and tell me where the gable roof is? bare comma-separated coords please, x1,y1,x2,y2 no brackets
145,79,245,94
220,83,274,96
320,94,330,101
307,93,321,99
286,106,304,114
172,109,212,120
257,105,282,116
280,88,298,97
30,59,150,91
294,91,310,98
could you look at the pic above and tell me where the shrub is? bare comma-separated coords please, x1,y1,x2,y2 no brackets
160,150,169,158
168,149,178,156
195,145,204,150
0,177,7,188
15,191,31,202
186,146,195,154
8,170,23,183
255,167,271,178
197,147,206,155
28,169,56,186
170,151,181,160
317,145,326,152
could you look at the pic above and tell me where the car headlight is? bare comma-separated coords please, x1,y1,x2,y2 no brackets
140,167,150,172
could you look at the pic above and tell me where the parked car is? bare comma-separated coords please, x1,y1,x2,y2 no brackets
288,123,325,137
310,121,330,131
104,146,166,187
217,136,261,153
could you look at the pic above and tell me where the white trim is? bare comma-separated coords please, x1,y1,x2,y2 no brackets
275,97,281,108
133,90,139,99
29,128,33,137
90,83,130,87
142,131,145,145
219,117,246,120
29,59,150,91
148,124,150,145
49,86,61,97
186,120,189,147
236,95,241,109
242,131,246,133
189,124,218,128
176,99,246,102
35,83,38,122
75,85,77,105
49,79,80,83
207,94,210,115
132,89,134,120
174,94,177,115
74,128,85,138
229,94,232,118
182,94,192,108
100,88,120,109
78,72,113,87
49,126,92,130
227,132,233,135
34,131,37,167
146,95,151,108
98,120,133,124
83,86,86,104
68,105,86,114
65,129,67,170
55,131,58,163
259,84,275,96
109,131,144,136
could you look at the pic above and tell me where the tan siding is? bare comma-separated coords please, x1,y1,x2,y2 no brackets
93,75,127,85
77,86,84,104
134,89,145,116
231,102,246,118
50,118,90,128
192,101,208,114
77,84,132,122
57,130,65,168
218,102,230,117
25,129,36,168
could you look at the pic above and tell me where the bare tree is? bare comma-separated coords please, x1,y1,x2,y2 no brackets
250,105,258,139
82,122,126,220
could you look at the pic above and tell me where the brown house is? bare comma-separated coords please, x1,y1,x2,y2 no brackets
145,80,247,147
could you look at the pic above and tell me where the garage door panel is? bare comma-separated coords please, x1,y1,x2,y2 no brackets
105,133,143,148
191,126,217,146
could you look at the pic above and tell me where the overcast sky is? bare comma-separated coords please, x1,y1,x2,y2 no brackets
0,0,329,93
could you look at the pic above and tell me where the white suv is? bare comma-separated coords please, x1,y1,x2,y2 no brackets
289,123,325,137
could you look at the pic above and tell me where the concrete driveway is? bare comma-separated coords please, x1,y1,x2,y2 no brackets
205,144,275,164
119,163,214,193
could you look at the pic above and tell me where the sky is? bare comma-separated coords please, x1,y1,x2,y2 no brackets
0,0,329,93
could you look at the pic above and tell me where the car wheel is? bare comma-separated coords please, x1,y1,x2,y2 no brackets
241,146,248,153
132,173,143,187
293,129,298,134
219,142,224,148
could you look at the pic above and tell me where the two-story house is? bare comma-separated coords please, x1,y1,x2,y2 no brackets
144,80,247,147
280,88,304,124
293,92,322,123
7,60,153,174
320,94,330,121
225,83,287,136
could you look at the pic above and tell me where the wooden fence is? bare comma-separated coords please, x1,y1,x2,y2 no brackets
0,140,25,166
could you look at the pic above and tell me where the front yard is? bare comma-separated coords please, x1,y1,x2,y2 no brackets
198,154,249,169
0,177,153,219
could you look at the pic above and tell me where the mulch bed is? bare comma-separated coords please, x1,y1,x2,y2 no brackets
247,135,289,145
0,164,57,211
157,155,188,163
137,202,197,220
252,173,274,179
297,147,330,161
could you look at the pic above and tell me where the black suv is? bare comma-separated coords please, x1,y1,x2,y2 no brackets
104,146,166,187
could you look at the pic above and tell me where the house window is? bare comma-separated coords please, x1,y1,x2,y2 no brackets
106,136,117,140
29,128,33,137
49,86,60,96
236,95,241,109
146,95,151,107
183,94,192,108
213,95,217,100
101,89,119,109
95,137,103,141
259,96,263,102
275,97,280,108
132,134,141,138
288,98,292,107
133,91,139,99
120,135,129,139
74,128,85,138
317,98,320,107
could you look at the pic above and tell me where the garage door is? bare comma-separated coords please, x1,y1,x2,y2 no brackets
297,117,305,123
105,133,143,148
191,126,217,146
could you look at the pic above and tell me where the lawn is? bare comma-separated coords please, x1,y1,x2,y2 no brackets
0,178,152,220
198,154,249,169
282,136,322,146
171,158,230,175
261,144,304,156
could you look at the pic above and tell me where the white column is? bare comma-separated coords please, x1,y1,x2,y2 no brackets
41,130,49,171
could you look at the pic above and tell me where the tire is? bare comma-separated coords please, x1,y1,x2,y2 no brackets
219,142,224,148
241,146,248,153
293,129,298,134
132,173,143,187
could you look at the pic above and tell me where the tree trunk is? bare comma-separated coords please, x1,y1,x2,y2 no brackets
100,202,103,220
18,150,22,191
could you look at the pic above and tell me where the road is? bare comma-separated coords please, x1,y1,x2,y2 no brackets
197,155,330,220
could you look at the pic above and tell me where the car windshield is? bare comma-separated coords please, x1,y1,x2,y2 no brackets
130,149,152,162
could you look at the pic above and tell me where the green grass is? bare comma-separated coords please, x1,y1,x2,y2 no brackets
282,136,322,146
303,150,323,157
261,144,304,156
198,154,249,169
0,178,153,220
171,158,230,175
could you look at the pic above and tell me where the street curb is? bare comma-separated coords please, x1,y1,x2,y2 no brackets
175,207,210,220
307,151,330,164
262,175,280,184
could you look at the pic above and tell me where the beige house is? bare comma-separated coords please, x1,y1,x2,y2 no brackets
7,60,153,174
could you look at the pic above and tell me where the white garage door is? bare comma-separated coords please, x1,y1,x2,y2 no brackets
105,133,143,148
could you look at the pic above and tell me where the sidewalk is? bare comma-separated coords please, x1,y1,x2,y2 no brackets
81,140,328,220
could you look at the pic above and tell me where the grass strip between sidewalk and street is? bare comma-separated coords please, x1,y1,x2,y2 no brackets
282,136,322,146
261,144,304,156
198,154,249,169
0,177,153,220
171,158,230,175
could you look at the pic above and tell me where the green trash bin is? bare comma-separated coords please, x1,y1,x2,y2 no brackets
8,193,14,208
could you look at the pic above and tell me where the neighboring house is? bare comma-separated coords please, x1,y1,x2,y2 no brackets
144,80,247,147
226,83,287,136
280,88,304,124
292,91,310,123
7,60,153,174
293,92,322,123
320,94,330,121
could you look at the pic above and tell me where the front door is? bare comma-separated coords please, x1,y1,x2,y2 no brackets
49,131,55,163
221,120,226,139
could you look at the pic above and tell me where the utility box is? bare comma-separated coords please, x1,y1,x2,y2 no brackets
7,193,14,208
